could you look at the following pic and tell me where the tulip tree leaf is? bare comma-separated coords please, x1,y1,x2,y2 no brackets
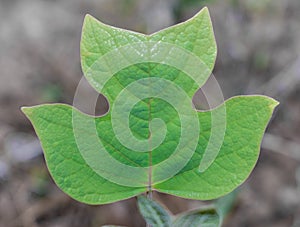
21,7,278,205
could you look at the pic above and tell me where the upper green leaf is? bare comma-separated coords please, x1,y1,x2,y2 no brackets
22,7,278,204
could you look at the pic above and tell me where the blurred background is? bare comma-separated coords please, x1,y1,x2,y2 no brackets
0,0,300,226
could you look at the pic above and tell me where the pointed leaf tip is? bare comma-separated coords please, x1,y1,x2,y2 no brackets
193,6,211,19
82,14,97,28
21,106,32,117
269,98,280,109
85,13,97,22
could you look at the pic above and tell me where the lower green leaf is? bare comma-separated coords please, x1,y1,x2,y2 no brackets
137,196,171,227
173,206,221,227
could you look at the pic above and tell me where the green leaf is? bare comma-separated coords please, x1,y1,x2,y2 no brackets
173,206,221,227
137,196,171,227
22,7,278,204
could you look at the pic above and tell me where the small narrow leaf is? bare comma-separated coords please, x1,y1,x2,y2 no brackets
137,196,171,227
215,190,238,218
173,206,221,227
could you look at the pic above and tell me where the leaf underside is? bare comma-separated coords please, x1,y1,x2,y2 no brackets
22,7,278,204
137,195,221,227
137,196,171,227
